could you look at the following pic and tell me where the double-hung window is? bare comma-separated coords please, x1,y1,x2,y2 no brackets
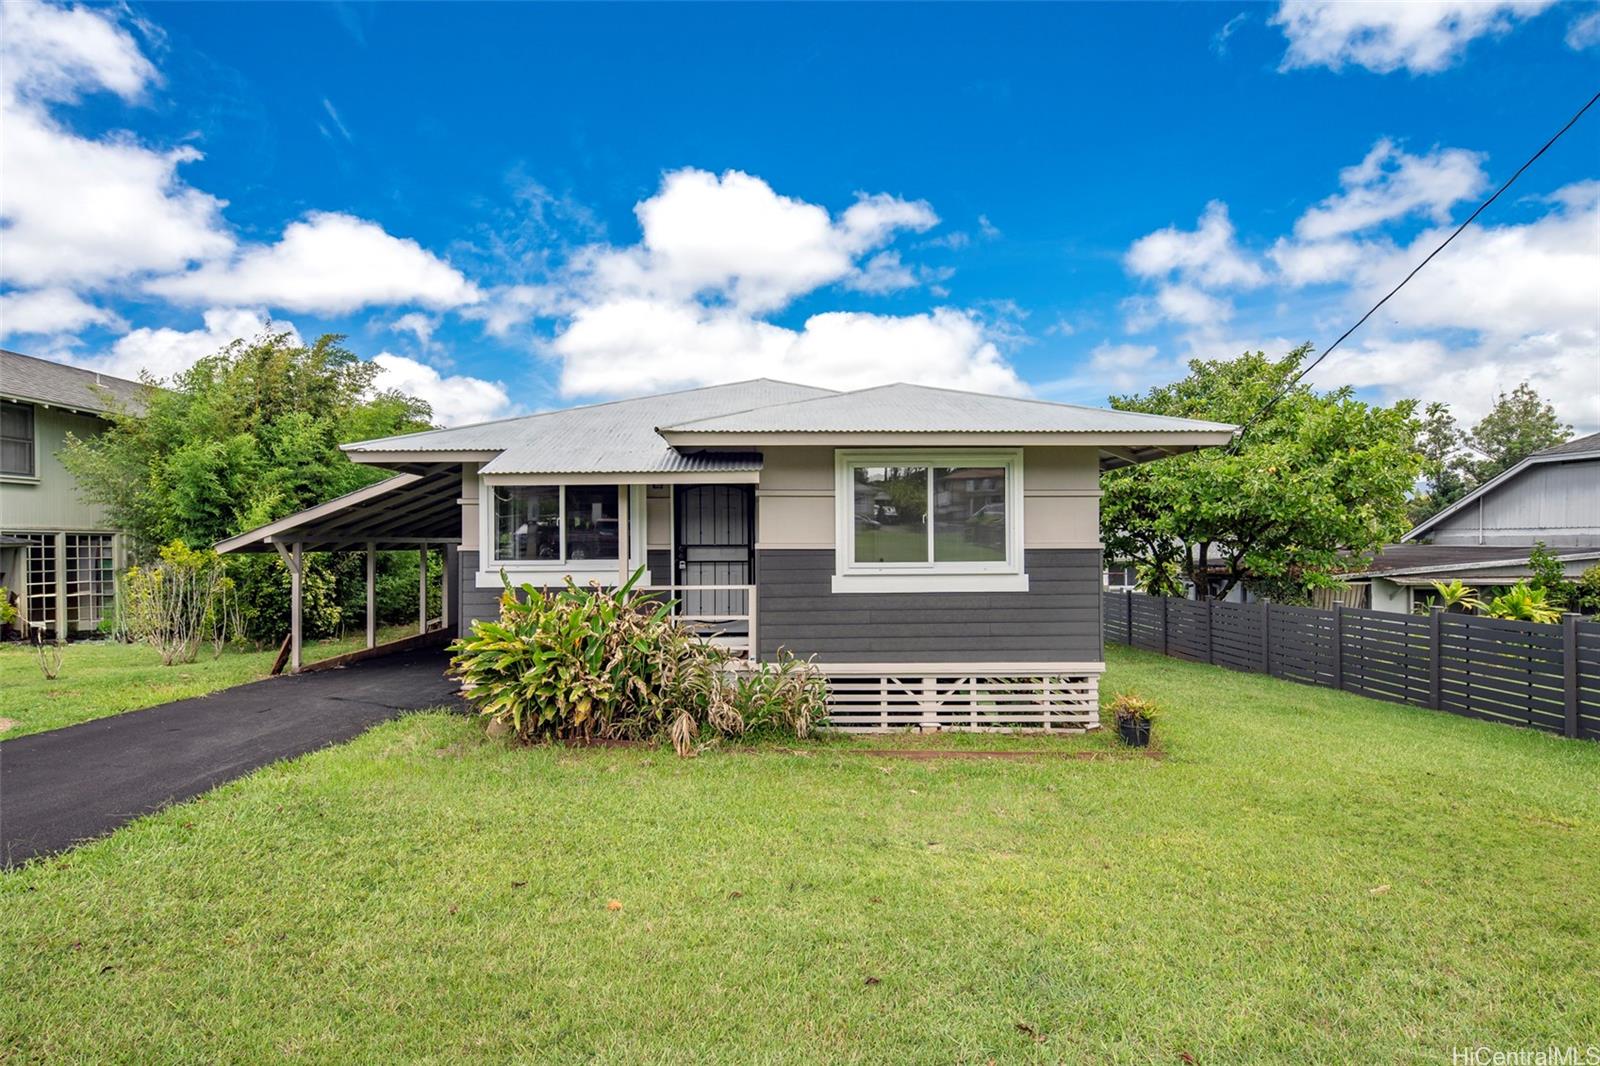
492,485,619,564
835,450,1024,591
1,401,35,478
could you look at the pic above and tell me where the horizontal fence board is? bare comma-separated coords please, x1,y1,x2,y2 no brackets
1102,590,1594,742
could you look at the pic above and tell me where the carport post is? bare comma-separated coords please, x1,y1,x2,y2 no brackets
365,542,376,650
418,543,428,634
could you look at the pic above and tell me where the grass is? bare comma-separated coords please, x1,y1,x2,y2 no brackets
0,623,423,739
4,644,1599,1062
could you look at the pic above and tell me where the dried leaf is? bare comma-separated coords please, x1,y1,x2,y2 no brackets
606,899,623,911
864,975,881,986
1369,884,1391,896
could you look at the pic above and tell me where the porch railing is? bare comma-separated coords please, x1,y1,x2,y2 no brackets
638,584,757,658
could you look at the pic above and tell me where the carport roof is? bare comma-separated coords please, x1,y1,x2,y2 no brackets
214,467,462,554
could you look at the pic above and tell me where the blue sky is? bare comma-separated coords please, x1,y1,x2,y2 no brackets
2,1,1597,429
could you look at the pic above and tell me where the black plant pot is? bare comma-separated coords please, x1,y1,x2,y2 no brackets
1117,716,1151,748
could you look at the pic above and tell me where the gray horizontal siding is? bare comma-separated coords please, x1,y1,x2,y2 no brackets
458,550,501,630
757,549,1103,663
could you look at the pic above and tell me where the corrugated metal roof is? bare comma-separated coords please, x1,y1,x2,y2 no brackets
344,379,837,475
658,382,1237,435
0,349,149,415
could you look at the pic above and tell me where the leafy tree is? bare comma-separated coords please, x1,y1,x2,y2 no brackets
1461,383,1571,485
1101,347,1422,601
63,331,436,640
1408,402,1470,524
1527,541,1575,610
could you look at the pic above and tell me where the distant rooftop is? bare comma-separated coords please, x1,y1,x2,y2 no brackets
0,349,149,416
1532,431,1600,459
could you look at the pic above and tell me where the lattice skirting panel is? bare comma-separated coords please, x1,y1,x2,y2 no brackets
815,662,1102,733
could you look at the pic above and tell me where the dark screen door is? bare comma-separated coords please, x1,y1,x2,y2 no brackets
675,485,754,626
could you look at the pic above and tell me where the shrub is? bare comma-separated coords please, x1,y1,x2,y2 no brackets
123,540,241,665
0,588,17,627
448,570,828,755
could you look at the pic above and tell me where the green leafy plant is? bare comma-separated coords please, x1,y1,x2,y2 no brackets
448,569,826,755
0,588,17,627
1108,692,1158,724
1424,579,1484,614
1527,542,1575,609
1135,558,1185,598
1577,564,1600,614
1482,583,1562,624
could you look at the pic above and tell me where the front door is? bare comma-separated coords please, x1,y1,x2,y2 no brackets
674,485,754,630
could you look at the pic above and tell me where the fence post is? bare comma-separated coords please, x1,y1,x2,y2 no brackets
1564,613,1580,740
1125,590,1134,647
1428,606,1444,711
1332,602,1344,691
1160,595,1170,656
1206,599,1215,665
1259,600,1271,675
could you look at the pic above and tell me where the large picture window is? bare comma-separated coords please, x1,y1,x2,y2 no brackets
492,484,618,563
838,450,1021,580
1,401,35,477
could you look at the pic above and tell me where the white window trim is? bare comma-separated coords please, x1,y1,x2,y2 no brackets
476,480,647,588
832,448,1026,594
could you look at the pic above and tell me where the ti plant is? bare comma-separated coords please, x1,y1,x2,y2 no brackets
1482,583,1563,625
1425,579,1484,615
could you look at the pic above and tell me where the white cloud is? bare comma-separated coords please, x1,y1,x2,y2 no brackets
575,169,937,314
371,353,517,427
1124,201,1266,290
1568,9,1600,49
0,5,233,289
146,212,481,313
1294,139,1486,240
1271,0,1554,74
82,308,296,384
390,312,436,346
551,299,1021,399
0,288,123,337
846,251,920,294
1268,236,1367,286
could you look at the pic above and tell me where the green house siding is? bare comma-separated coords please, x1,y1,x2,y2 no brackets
0,405,118,533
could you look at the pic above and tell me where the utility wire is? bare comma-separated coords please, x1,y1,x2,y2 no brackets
1230,88,1600,449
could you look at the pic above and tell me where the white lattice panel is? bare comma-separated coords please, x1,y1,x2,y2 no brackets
815,663,1101,733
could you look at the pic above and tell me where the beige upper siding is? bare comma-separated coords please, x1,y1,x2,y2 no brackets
754,445,1100,550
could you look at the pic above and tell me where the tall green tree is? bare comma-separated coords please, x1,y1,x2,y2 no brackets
1408,382,1571,524
1460,383,1571,485
1101,347,1422,601
64,331,435,638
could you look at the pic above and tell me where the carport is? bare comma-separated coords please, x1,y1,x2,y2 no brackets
214,467,462,672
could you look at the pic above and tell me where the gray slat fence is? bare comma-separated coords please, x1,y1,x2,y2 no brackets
1103,591,1600,741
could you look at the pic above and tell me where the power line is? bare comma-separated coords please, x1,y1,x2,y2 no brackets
1230,88,1600,448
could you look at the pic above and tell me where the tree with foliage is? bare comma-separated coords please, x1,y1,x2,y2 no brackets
1409,383,1571,523
1460,383,1571,485
63,331,436,640
1101,346,1423,601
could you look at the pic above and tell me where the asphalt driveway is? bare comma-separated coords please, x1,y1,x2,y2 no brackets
0,646,466,867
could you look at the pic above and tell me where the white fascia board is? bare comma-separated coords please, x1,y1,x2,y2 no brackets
478,469,759,485
343,449,501,465
658,430,1238,448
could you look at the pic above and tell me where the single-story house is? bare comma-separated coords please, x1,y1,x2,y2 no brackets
1342,432,1600,613
1,349,148,639
217,380,1234,730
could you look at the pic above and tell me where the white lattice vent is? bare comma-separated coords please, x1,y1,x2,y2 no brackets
815,663,1101,733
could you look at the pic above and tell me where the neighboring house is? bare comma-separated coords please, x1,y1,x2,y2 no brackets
1343,432,1600,614
0,349,147,639
216,379,1233,728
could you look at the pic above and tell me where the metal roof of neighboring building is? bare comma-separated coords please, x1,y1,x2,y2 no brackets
1404,429,1600,542
343,379,837,475
1344,543,1600,579
0,349,149,416
657,382,1237,436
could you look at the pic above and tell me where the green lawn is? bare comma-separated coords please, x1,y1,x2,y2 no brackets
4,645,1598,1062
0,624,423,739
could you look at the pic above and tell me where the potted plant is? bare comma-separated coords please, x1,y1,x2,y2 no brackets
1109,692,1157,748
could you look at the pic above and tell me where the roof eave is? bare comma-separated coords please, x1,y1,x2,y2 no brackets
655,429,1238,448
